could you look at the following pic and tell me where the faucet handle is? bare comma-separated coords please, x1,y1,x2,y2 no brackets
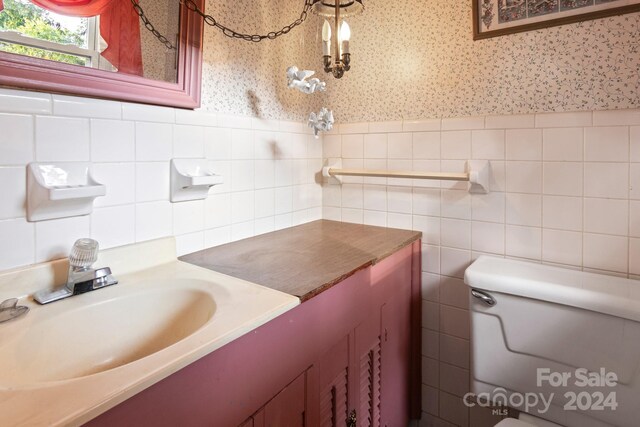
69,238,99,268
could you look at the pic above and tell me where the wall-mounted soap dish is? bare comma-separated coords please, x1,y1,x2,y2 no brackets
27,162,106,222
170,159,224,203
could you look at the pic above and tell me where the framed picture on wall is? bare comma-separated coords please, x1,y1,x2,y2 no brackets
473,0,640,40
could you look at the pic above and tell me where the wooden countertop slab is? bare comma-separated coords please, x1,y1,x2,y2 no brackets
179,220,422,302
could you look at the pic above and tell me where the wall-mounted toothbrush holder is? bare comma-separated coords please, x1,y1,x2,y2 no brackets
170,159,224,203
27,162,106,222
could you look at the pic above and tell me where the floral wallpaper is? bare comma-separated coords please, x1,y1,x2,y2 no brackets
200,0,322,121
198,0,640,122
138,0,180,83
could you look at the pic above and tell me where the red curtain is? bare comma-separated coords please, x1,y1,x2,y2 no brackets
0,0,143,76
30,0,113,15
93,1,143,76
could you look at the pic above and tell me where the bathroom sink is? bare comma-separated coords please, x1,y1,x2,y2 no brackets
0,237,299,427
0,281,216,386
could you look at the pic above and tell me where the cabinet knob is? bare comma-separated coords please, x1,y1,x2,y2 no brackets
347,409,356,427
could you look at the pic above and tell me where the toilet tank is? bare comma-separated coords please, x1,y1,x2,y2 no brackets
465,256,640,427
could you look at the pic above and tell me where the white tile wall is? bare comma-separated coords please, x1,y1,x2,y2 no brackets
53,95,121,119
631,127,640,162
543,128,583,161
322,109,640,425
0,219,34,270
91,119,135,162
92,205,136,249
35,116,90,161
173,125,205,158
135,122,173,161
506,129,542,160
0,113,34,165
413,132,441,159
0,167,26,220
471,130,505,160
35,216,91,263
0,88,51,115
0,88,322,271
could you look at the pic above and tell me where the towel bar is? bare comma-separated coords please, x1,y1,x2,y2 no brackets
322,159,491,194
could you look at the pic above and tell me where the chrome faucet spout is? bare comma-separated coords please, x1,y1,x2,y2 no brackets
68,267,118,295
33,239,118,305
67,265,96,290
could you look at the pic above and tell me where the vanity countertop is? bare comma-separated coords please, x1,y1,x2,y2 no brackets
180,220,422,302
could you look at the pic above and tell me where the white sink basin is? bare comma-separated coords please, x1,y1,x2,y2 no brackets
0,237,300,427
0,282,216,385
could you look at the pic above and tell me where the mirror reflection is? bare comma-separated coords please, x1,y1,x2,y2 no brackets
0,0,180,83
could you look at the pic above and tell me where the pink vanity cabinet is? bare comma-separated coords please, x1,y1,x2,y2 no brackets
87,221,421,427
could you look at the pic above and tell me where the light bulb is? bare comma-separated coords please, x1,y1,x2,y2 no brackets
339,21,351,42
340,21,350,55
322,20,332,56
322,20,331,42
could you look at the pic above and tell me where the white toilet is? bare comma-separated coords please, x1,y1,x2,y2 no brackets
465,256,640,427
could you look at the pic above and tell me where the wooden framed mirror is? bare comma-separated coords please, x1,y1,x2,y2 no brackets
0,0,204,109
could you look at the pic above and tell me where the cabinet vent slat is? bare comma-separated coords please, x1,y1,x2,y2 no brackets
374,340,382,427
359,338,382,427
320,368,348,427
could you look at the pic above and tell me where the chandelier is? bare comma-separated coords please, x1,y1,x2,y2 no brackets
314,0,363,79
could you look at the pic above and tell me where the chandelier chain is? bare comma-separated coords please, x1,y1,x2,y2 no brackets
131,0,315,49
130,0,176,50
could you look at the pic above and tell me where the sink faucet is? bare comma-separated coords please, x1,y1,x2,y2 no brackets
34,238,118,305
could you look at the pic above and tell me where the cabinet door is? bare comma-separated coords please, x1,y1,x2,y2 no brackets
380,291,411,427
264,372,306,427
318,334,350,427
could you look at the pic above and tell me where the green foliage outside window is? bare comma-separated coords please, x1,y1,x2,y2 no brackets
0,0,88,66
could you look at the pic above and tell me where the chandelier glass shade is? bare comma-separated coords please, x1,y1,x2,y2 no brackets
310,0,364,18
315,0,361,79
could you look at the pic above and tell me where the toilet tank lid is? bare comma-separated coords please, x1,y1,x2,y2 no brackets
465,256,640,323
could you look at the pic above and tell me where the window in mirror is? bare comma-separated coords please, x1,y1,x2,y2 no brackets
0,1,108,68
0,0,179,83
